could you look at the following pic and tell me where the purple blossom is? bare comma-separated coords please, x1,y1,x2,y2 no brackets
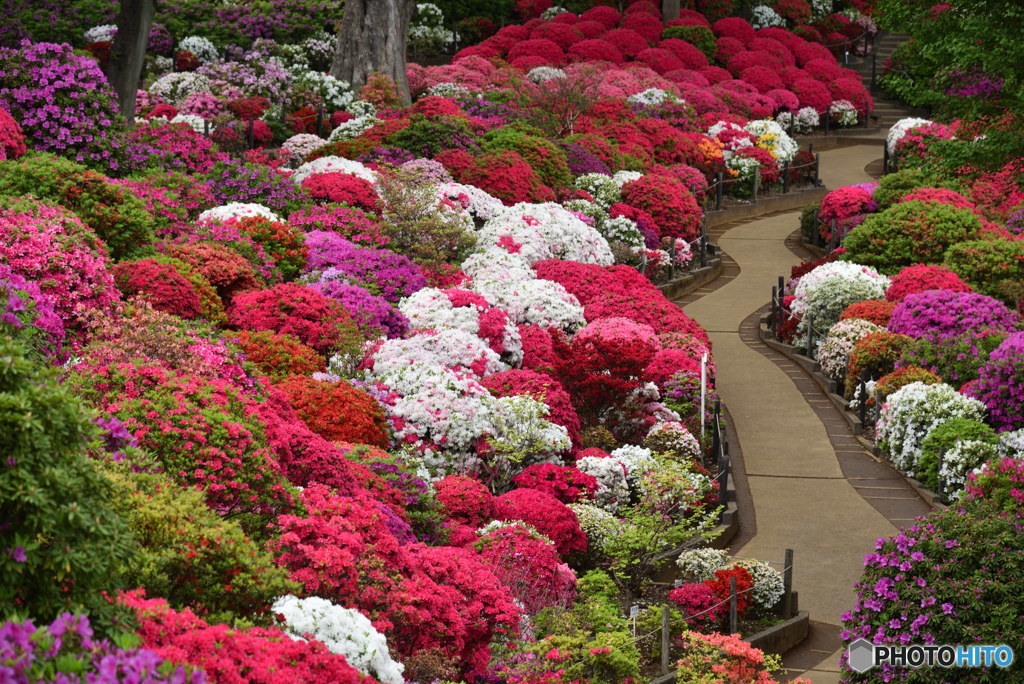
303,230,426,304
888,289,1021,340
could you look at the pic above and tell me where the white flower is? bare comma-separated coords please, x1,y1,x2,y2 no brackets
998,429,1024,458
178,35,219,63
272,595,404,684
540,5,571,19
148,72,212,104
790,261,889,351
644,421,702,460
475,202,614,266
751,4,785,29
470,272,587,333
294,70,355,110
439,182,504,221
627,88,675,106
730,559,785,610
817,319,885,381
776,107,821,134
292,155,377,185
876,382,987,475
829,99,858,127
887,117,933,155
427,82,470,98
576,455,630,511
574,173,620,209
527,66,568,83
84,24,117,43
568,503,623,554
612,170,644,188
940,440,999,496
368,329,508,386
744,119,799,165
198,202,282,223
676,548,729,582
610,444,657,487
281,133,328,164
169,114,207,134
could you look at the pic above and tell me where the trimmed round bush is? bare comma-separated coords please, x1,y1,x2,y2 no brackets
111,259,202,320
885,264,973,303
841,200,983,273
888,290,1020,340
964,332,1024,432
944,238,1024,302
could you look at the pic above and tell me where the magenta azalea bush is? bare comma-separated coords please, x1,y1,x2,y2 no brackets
887,289,1021,340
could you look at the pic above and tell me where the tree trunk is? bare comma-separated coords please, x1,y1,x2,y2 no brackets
330,0,417,107
663,0,681,21
105,0,155,120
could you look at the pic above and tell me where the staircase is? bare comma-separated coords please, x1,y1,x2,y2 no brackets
846,32,930,129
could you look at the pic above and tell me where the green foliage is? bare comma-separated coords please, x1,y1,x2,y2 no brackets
872,169,939,210
520,631,641,683
104,468,299,625
386,113,479,159
0,152,155,260
877,39,936,108
0,335,136,633
799,200,821,243
0,0,115,48
430,0,515,24
874,0,1023,114
919,119,1024,175
917,418,998,493
663,25,717,60
841,200,982,273
375,164,476,272
944,238,1024,303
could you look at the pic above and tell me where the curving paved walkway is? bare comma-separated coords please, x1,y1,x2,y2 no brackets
676,144,930,683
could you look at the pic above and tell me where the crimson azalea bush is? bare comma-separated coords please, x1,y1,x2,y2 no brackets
231,330,326,382
511,463,598,504
474,523,577,615
120,590,375,684
228,283,364,356
493,488,587,557
705,566,754,617
0,103,26,159
884,263,973,303
71,362,298,536
274,374,389,447
838,299,897,328
111,259,203,320
0,196,119,337
667,583,725,631
434,475,495,527
301,172,379,212
163,242,263,305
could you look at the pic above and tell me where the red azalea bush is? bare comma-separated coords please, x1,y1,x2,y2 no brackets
493,488,587,556
899,187,976,211
288,204,389,246
839,299,897,327
667,583,725,631
72,363,297,532
713,17,756,44
790,78,832,113
0,104,27,159
274,374,389,447
120,591,374,684
620,175,702,240
739,65,784,93
658,39,709,69
634,48,684,75
642,348,703,388
600,29,650,59
448,149,554,205
474,524,576,615
705,566,754,616
228,283,363,355
507,38,566,66
0,197,119,336
232,330,326,381
775,0,812,24
511,463,598,504
567,38,625,64
481,369,581,445
579,5,620,28
111,258,202,319
518,323,570,376
828,77,872,118
163,242,262,305
301,172,379,212
435,475,495,527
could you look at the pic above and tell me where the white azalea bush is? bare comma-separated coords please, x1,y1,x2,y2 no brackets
292,155,377,185
940,440,1000,496
627,88,676,107
475,203,614,266
644,421,702,460
576,455,630,511
777,107,820,135
887,117,933,155
744,119,799,165
148,72,212,104
293,70,355,111
610,444,657,488
178,35,219,63
368,329,508,384
439,182,504,221
527,66,567,83
790,261,889,352
729,559,785,611
876,382,987,476
84,24,117,43
575,173,620,209
568,503,624,560
817,319,885,382
612,170,644,187
676,548,729,582
280,133,328,164
272,595,404,684
751,4,785,29
197,202,283,223
829,99,858,127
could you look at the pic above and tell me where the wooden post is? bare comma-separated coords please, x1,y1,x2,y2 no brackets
752,166,760,202
814,153,821,186
859,368,870,424
782,160,790,193
661,605,671,674
783,548,794,618
316,107,324,138
771,285,778,336
247,118,255,149
715,172,724,210
729,577,738,633
805,313,814,357
883,143,889,175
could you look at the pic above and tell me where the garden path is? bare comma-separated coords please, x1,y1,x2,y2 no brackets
677,144,930,683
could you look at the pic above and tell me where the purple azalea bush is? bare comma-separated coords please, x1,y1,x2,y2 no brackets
0,262,65,360
963,332,1024,432
888,289,1021,340
304,231,426,303
309,278,410,339
0,613,204,683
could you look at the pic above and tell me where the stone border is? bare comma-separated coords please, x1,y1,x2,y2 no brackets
757,314,947,512
657,255,722,300
648,611,811,684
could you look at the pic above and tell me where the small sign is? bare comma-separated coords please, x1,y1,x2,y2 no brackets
674,579,682,588
629,605,640,619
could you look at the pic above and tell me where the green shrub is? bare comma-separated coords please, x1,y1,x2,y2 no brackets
386,113,479,159
872,169,936,210
944,238,1024,302
663,25,717,60
0,336,136,633
799,200,821,243
917,418,998,493
841,200,982,273
0,152,155,260
105,468,299,625
482,126,573,190
897,330,1007,387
